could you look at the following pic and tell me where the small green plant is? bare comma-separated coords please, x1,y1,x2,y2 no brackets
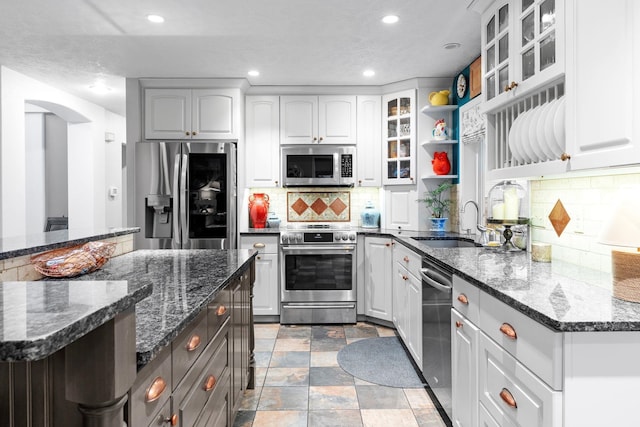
419,182,453,218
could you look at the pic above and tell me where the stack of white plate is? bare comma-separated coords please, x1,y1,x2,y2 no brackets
508,96,565,164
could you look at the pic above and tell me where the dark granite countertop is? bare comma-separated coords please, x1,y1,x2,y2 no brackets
0,279,152,362
0,227,140,260
80,249,257,368
242,226,640,332
382,231,640,333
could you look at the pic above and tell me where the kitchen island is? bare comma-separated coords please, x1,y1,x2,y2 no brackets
0,248,257,427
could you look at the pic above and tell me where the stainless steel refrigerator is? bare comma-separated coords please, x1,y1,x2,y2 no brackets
134,141,236,250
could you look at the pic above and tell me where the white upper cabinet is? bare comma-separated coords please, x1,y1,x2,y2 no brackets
145,88,240,140
383,187,419,231
245,96,280,187
356,96,382,187
318,96,357,144
484,0,640,179
565,0,640,170
280,96,318,144
280,95,356,144
383,90,416,185
482,0,564,113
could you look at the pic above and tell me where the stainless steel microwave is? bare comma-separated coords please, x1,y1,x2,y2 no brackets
281,145,356,187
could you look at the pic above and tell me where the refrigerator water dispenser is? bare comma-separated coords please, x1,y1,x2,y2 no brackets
146,195,172,238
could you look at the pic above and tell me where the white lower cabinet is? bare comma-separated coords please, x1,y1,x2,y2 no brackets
452,275,561,427
478,402,501,427
364,237,393,321
240,235,279,316
392,243,422,367
478,332,562,427
451,309,479,427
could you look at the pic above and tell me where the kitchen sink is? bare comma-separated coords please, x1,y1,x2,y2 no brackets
411,237,480,248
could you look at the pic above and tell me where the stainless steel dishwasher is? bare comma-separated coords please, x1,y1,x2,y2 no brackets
420,258,453,421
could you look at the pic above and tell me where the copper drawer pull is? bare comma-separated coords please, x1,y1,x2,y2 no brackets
385,242,391,247
499,323,517,340
403,256,409,262
163,414,178,426
253,242,265,249
203,375,217,392
402,275,408,281
145,376,167,403
216,305,227,316
499,388,517,408
457,294,469,305
455,321,463,328
185,334,201,352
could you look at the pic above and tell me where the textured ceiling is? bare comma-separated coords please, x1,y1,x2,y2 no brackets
0,0,481,115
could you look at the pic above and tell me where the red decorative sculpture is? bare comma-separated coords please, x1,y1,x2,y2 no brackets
432,152,451,175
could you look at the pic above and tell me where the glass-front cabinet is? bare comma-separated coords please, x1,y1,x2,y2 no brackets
382,90,416,185
482,0,564,112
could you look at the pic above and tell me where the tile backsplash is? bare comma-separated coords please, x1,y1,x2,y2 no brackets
530,171,640,278
248,187,381,227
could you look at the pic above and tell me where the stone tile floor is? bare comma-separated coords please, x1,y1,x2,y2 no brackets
233,322,448,427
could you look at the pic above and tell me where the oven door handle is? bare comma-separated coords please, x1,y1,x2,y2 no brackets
281,245,356,253
283,304,356,309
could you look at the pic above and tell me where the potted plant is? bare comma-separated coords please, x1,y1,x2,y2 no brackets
419,182,453,232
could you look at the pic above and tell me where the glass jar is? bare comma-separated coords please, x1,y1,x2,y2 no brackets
488,181,526,222
360,201,380,228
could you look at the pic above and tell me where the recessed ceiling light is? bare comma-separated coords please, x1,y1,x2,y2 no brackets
443,42,462,50
382,15,399,24
248,70,260,77
147,14,165,23
89,83,111,95
363,70,375,77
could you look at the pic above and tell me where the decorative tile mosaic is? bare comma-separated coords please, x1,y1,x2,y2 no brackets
549,199,571,237
287,192,350,222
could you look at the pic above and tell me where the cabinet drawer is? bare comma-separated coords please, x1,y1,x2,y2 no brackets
177,329,230,427
194,374,230,427
146,399,173,427
129,346,172,427
479,292,563,390
240,235,279,254
172,310,208,388
478,333,562,427
208,286,231,341
452,275,480,325
478,402,501,427
393,243,422,278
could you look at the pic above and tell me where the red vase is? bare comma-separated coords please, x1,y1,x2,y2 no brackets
432,151,451,175
249,193,270,228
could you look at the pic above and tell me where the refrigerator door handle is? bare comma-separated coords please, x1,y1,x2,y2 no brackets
179,152,189,248
173,152,182,246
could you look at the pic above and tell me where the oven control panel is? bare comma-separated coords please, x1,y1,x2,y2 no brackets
281,231,356,245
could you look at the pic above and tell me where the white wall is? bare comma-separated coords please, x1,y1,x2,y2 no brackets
104,111,125,228
0,66,125,237
24,113,46,232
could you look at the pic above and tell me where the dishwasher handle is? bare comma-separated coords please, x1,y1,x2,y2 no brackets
420,268,452,294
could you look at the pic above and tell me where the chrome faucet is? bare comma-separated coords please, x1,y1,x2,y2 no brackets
461,200,489,245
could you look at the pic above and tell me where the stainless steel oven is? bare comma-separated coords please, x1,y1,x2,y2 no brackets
280,226,357,324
